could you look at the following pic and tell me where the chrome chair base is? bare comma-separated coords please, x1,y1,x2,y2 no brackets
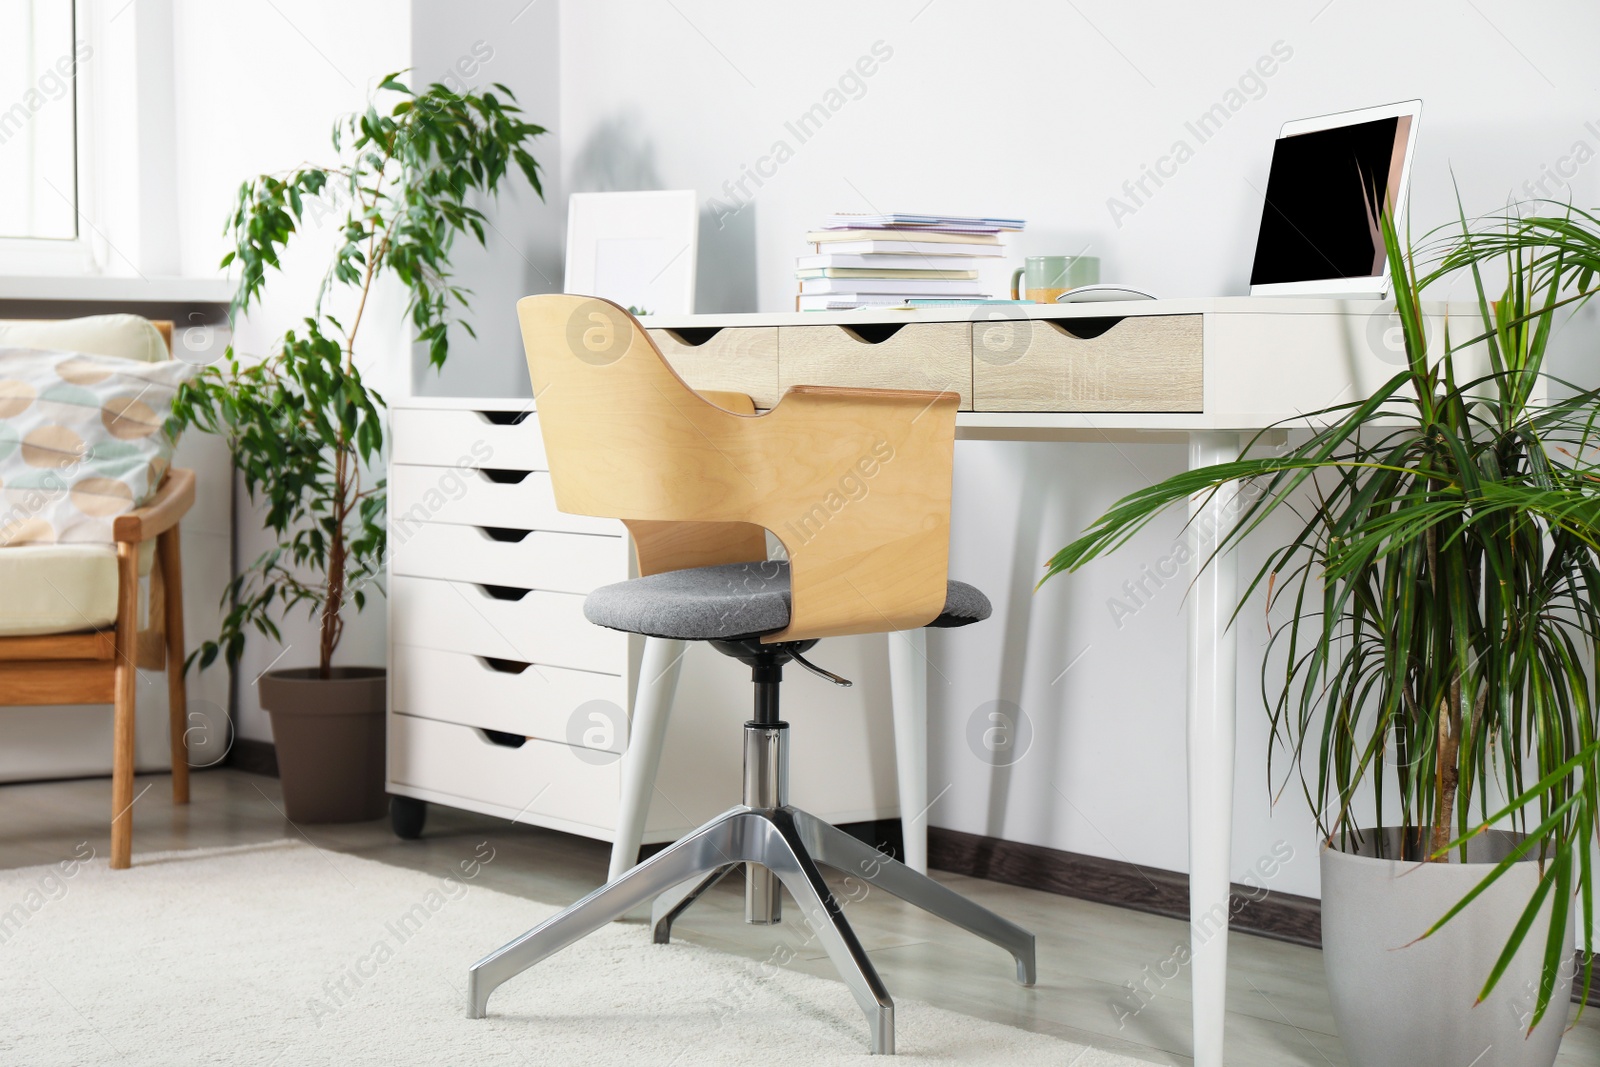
465,800,1036,1055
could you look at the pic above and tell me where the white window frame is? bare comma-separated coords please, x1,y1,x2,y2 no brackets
0,0,97,274
0,0,178,279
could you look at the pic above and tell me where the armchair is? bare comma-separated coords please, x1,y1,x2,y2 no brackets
0,318,194,869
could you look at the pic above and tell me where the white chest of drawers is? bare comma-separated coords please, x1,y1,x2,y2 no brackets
385,398,900,844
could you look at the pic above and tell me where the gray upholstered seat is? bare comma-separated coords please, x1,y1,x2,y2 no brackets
583,561,992,641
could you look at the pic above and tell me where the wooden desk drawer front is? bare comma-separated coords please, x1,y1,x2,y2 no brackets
393,646,626,750
647,327,780,408
388,713,620,831
973,315,1203,412
779,323,973,409
390,576,622,673
391,407,545,468
390,465,615,537
391,524,626,594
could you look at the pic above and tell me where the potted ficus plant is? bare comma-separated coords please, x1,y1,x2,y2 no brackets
1043,201,1599,1066
175,74,545,822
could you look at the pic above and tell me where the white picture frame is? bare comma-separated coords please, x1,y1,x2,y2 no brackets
563,190,698,316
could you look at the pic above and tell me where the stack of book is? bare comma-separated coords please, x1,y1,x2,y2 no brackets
796,213,1025,311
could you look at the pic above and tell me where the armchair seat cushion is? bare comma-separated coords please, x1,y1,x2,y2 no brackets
583,561,991,641
0,541,154,637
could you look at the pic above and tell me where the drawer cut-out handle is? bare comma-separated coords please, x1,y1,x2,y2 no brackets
478,584,531,602
480,526,530,543
475,410,532,426
1040,317,1124,340
841,323,907,345
477,728,528,749
479,469,531,485
659,327,723,347
478,656,531,675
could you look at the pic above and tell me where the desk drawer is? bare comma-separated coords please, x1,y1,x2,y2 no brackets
388,713,619,830
393,645,626,750
391,524,626,593
648,327,780,408
390,465,615,537
391,407,546,469
973,314,1202,412
390,576,622,673
779,322,973,409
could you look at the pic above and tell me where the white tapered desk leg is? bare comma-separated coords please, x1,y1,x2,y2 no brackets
887,629,929,874
608,637,686,884
1186,432,1241,1067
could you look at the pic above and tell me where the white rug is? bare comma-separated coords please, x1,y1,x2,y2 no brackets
0,840,1148,1065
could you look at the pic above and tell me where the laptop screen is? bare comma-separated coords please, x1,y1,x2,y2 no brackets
1249,115,1413,287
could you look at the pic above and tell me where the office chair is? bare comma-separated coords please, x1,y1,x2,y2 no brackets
466,295,1035,1055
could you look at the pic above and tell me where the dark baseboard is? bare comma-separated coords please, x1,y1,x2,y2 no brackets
928,825,1598,1008
930,825,1320,946
226,738,278,778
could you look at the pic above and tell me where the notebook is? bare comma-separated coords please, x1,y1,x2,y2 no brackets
820,213,1026,231
795,253,987,271
797,294,915,311
799,278,988,296
806,229,1000,246
795,268,979,280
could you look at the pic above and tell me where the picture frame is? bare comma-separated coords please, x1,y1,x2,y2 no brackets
563,190,699,316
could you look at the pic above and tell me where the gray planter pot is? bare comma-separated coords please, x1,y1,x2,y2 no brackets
258,667,387,824
1321,828,1575,1067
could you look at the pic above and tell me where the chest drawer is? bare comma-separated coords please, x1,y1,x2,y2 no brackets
390,523,627,594
390,465,615,537
973,314,1203,412
390,407,547,469
392,645,626,750
388,713,621,834
390,576,622,673
779,322,973,409
647,327,780,408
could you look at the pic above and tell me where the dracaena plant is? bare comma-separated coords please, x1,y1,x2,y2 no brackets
173,73,545,677
1042,201,1600,1027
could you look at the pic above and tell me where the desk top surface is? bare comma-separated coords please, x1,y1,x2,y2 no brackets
638,297,1465,330
400,297,1483,441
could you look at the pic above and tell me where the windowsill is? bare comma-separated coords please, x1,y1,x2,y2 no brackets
0,275,234,304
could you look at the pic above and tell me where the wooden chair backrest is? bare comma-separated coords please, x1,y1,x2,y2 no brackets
517,294,959,643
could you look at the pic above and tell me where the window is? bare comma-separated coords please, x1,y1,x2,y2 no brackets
0,2,85,242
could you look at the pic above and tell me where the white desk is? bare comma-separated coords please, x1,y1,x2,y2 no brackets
638,296,1459,1067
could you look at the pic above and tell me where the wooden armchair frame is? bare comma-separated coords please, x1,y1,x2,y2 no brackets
0,321,195,869
517,295,960,643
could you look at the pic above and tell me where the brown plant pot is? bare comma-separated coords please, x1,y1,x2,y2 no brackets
258,667,387,824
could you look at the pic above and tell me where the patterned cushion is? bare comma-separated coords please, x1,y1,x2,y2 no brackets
0,347,195,547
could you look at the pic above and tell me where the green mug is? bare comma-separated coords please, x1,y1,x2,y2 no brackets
1010,256,1100,303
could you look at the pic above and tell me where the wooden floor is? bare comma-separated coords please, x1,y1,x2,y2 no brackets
4,768,1597,1066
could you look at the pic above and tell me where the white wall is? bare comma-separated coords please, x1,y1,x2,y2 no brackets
172,0,411,742
466,0,1597,903
408,0,562,398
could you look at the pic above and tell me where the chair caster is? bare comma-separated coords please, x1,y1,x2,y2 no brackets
390,795,427,839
